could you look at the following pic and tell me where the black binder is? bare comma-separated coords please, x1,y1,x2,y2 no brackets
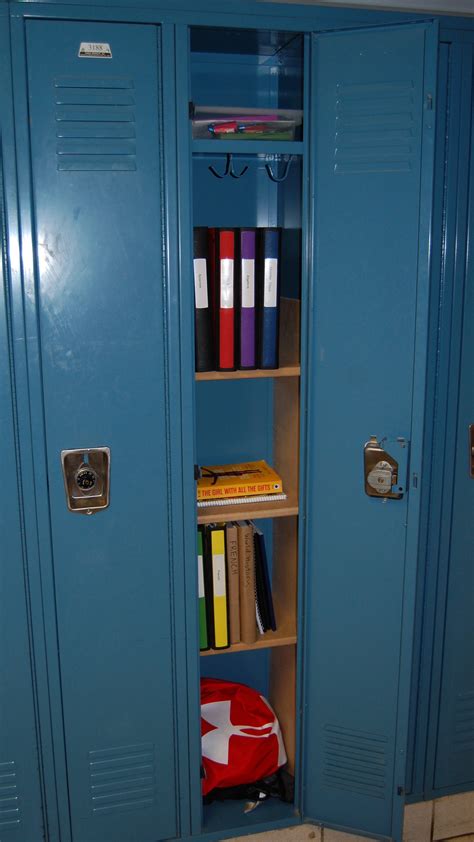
253,525,277,632
193,227,214,371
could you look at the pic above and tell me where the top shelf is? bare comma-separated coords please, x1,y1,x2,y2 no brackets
192,140,304,156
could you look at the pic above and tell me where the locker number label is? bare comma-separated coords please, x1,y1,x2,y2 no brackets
78,42,112,58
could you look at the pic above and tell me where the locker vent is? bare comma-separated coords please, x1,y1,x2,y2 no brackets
54,77,137,171
453,692,474,751
334,81,415,174
88,742,156,815
0,760,21,829
323,725,387,799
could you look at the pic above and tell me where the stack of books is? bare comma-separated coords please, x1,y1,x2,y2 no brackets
193,227,282,373
198,520,277,651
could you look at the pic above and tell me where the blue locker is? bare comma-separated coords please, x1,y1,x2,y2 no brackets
430,42,474,795
425,40,474,796
406,36,474,802
16,18,178,842
3,2,473,840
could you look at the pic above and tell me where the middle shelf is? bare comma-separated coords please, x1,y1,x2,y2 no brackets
197,493,298,525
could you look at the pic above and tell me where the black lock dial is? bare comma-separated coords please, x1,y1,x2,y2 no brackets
75,467,97,492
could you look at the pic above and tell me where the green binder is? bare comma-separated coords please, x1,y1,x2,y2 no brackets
197,528,209,650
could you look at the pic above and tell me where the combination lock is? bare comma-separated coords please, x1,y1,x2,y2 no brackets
61,447,110,514
75,466,98,492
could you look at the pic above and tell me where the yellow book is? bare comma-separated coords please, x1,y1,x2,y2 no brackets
209,526,229,649
197,460,283,502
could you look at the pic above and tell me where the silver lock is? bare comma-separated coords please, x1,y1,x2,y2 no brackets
61,447,110,514
367,460,394,495
363,436,404,499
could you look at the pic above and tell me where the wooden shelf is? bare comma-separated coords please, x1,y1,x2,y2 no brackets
192,139,303,156
200,631,297,656
197,492,298,524
196,365,300,381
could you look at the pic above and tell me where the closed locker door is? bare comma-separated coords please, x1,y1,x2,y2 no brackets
23,19,177,842
1,178,45,840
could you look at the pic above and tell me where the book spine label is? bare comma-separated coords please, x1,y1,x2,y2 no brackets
194,258,209,309
220,259,234,308
211,529,229,648
263,258,278,307
241,259,255,307
238,524,257,644
226,524,240,644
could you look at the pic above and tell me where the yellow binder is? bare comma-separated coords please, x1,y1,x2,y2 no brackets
209,525,229,649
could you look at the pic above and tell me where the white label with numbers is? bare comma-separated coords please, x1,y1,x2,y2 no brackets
78,42,112,58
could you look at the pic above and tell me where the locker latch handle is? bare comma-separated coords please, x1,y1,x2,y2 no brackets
364,436,409,499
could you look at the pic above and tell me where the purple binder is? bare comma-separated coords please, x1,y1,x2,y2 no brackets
239,229,256,369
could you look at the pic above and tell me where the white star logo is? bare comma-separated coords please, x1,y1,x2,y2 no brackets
201,697,287,767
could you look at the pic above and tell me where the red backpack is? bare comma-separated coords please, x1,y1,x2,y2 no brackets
201,677,287,797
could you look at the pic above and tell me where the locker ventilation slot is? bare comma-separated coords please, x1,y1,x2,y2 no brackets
0,760,21,829
54,77,137,171
323,725,387,799
334,81,415,174
88,742,157,815
453,692,474,751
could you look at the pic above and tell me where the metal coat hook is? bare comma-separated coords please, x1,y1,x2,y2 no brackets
208,154,231,179
208,153,248,179
265,157,293,183
229,157,248,179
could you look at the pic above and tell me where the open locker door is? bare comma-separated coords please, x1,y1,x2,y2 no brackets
303,22,438,841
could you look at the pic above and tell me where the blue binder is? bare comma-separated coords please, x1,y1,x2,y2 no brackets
257,228,281,369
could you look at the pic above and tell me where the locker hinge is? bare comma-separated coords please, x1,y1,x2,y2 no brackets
425,93,433,110
397,785,405,796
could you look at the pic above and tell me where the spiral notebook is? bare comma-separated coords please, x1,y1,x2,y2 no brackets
197,493,287,508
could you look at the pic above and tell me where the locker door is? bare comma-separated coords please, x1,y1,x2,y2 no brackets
1,169,45,841
432,62,474,791
303,23,437,840
24,19,177,842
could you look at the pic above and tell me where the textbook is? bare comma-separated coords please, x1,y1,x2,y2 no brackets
236,521,257,644
197,460,283,502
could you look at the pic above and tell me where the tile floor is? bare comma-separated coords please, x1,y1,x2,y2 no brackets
225,791,474,842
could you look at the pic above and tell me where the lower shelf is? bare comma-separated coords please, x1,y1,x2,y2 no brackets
200,631,297,656
202,794,299,836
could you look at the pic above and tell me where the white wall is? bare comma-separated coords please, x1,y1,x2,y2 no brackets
260,0,474,17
